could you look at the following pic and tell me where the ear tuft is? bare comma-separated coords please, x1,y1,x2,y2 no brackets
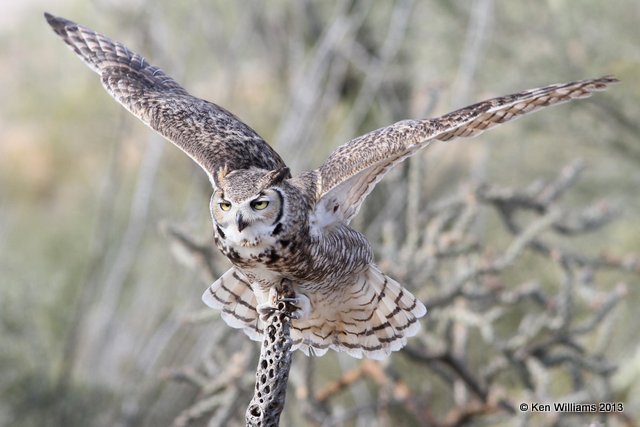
213,165,229,189
260,167,291,189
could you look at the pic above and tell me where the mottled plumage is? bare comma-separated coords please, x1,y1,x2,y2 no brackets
46,13,617,359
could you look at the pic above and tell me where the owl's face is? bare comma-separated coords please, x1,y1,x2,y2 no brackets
210,167,289,248
211,187,283,245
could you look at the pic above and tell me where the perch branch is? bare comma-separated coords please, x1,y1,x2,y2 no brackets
246,281,296,427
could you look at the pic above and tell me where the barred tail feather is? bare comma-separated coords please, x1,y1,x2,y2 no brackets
204,266,426,359
291,265,427,360
202,268,263,341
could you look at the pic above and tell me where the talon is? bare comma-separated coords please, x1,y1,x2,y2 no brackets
257,303,277,321
268,286,279,305
257,291,312,321
287,294,312,321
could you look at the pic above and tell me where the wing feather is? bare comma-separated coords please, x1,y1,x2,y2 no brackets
315,76,618,223
45,13,287,176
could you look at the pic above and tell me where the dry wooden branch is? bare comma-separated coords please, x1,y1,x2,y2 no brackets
245,282,295,427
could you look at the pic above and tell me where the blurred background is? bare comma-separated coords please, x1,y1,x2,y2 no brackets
1,1,639,426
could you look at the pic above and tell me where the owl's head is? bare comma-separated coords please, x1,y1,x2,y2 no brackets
210,167,290,245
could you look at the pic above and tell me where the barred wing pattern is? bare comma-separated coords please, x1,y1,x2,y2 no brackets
315,76,618,223
47,12,617,360
45,13,287,177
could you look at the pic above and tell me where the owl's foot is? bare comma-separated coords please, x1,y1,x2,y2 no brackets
283,294,312,320
257,286,311,321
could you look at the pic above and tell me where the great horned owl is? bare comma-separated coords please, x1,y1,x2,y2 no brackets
45,13,617,359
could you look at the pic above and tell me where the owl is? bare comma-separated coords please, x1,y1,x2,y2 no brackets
46,13,617,360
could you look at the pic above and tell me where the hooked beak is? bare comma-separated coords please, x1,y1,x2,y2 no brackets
236,211,249,232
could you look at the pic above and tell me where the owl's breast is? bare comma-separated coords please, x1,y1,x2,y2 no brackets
213,224,308,274
213,218,373,287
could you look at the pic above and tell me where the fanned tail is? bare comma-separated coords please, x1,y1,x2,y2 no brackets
204,266,426,359
291,265,427,360
202,268,263,341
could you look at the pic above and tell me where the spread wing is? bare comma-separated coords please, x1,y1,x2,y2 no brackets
314,76,618,223
44,13,287,177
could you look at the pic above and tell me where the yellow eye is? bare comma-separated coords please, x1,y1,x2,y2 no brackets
219,201,232,211
251,200,269,210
